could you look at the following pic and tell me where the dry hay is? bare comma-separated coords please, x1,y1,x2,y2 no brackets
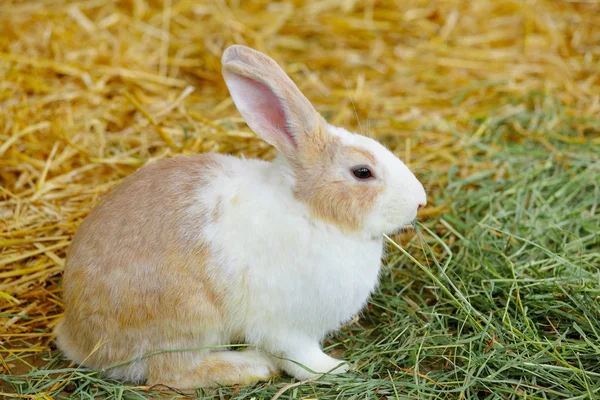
1,0,599,390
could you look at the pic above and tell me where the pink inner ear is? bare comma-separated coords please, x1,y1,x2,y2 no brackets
238,76,297,148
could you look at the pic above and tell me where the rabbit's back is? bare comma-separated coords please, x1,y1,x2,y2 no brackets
56,154,234,378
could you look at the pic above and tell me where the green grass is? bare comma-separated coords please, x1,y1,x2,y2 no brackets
2,96,599,399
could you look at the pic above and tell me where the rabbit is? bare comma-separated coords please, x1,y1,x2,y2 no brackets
54,45,427,389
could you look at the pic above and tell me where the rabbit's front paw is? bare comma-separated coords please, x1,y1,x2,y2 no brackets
310,355,349,375
279,348,350,380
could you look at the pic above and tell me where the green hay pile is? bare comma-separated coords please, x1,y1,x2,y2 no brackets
1,0,599,398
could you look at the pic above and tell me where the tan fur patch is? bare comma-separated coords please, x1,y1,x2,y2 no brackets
190,242,225,310
56,154,227,375
148,350,277,389
344,146,379,167
294,135,383,232
294,119,333,166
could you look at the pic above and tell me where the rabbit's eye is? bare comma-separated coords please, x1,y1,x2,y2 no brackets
352,167,373,180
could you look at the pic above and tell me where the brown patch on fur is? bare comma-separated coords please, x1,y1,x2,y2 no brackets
55,153,228,377
294,137,383,232
344,146,378,167
148,350,276,389
190,242,225,310
293,119,333,166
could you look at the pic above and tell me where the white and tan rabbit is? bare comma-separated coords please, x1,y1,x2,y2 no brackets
55,45,427,389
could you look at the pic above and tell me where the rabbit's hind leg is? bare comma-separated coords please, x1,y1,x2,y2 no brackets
146,349,280,389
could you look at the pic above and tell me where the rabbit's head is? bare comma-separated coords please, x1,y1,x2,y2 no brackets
222,45,426,237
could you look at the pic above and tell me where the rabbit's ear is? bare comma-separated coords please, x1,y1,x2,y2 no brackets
222,45,327,162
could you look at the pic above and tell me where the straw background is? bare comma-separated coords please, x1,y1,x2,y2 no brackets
1,0,599,398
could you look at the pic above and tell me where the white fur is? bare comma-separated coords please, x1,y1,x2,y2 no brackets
196,154,383,377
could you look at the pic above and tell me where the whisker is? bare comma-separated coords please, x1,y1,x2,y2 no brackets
366,107,374,138
341,72,364,136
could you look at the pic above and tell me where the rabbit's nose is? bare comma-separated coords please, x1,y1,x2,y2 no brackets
418,202,426,209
